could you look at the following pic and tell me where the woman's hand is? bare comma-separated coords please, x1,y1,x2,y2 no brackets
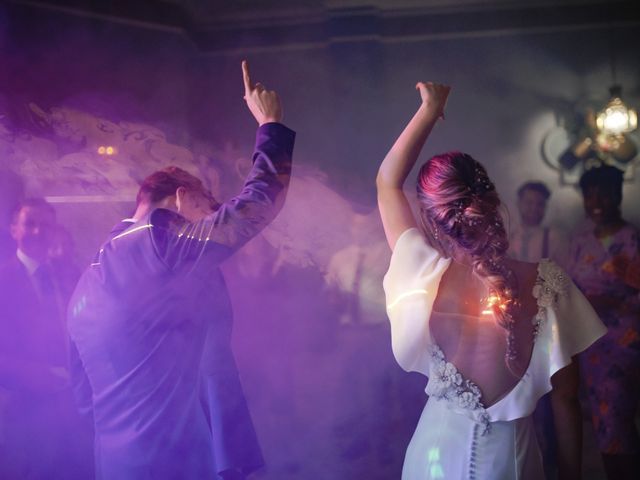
377,81,452,249
416,82,451,119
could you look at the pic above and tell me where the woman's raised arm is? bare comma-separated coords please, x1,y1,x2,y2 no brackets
376,82,450,249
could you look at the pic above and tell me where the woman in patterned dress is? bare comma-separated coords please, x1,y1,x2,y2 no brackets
567,165,640,480
376,81,606,479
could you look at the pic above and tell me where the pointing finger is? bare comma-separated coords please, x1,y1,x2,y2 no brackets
242,60,253,94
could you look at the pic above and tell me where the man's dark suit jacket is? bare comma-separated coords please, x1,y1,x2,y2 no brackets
0,253,93,479
0,256,68,373
68,123,295,480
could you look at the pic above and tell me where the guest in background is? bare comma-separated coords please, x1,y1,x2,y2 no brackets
508,181,568,266
567,165,640,480
0,197,93,479
325,208,415,476
508,180,568,479
48,223,82,295
0,168,24,264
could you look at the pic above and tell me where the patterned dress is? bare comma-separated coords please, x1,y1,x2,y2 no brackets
568,222,640,454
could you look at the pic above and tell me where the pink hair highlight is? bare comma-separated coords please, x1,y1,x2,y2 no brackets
416,152,517,333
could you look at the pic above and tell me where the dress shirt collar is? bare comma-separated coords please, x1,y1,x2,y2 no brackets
16,248,41,276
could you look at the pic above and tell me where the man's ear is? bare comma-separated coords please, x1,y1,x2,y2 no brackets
175,186,187,213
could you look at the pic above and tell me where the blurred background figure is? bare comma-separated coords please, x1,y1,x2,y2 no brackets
509,181,568,266
48,223,82,295
508,180,569,479
324,206,423,479
225,233,335,479
0,168,25,265
325,208,389,328
0,197,93,480
567,165,640,480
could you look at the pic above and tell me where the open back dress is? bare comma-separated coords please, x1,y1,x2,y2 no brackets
384,228,606,480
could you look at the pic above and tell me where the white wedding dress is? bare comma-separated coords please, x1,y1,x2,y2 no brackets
384,228,606,480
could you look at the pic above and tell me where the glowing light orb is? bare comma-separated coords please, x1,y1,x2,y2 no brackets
596,97,637,135
97,145,117,156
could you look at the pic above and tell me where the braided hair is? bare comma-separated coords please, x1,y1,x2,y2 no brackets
417,152,518,347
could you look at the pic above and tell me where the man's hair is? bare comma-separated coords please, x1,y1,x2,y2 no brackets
517,181,551,200
10,197,56,225
136,166,204,206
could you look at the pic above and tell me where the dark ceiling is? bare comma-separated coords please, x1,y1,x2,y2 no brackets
4,0,640,53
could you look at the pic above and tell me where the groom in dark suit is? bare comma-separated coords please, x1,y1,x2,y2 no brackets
68,61,295,480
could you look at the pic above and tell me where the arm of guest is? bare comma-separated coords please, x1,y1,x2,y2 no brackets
68,339,94,417
377,81,450,250
550,359,582,480
0,354,69,393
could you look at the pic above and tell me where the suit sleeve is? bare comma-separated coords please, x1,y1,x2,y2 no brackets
68,339,94,417
152,122,296,269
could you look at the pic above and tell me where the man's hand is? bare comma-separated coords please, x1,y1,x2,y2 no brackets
416,81,451,119
242,60,283,125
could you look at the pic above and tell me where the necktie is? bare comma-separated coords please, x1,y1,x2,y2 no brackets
520,230,531,262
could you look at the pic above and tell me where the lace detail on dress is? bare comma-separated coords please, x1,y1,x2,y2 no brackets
532,259,570,336
427,344,491,435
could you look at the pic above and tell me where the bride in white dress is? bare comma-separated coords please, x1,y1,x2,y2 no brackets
376,82,606,480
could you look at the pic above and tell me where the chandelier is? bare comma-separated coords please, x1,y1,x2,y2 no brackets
595,85,638,136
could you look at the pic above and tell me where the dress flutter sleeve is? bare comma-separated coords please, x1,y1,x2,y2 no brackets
484,260,607,422
383,228,451,375
537,260,607,378
492,260,608,420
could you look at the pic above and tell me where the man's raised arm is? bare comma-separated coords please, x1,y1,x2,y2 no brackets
153,61,295,267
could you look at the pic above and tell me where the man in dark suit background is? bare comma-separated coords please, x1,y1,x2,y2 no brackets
0,197,94,479
67,61,295,480
0,168,24,264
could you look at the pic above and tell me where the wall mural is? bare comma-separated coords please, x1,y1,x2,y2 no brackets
0,103,218,198
0,100,378,274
